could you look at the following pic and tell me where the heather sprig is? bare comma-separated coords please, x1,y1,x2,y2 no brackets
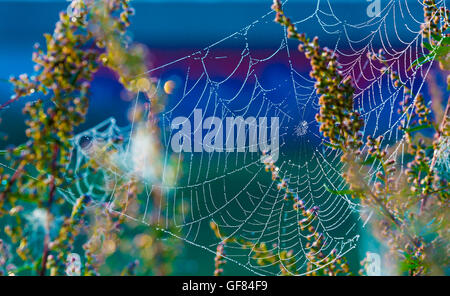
271,0,449,275
209,152,353,276
261,152,351,276
0,0,180,276
213,242,226,276
272,0,364,157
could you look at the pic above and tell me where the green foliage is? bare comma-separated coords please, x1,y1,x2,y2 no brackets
0,0,182,276
267,0,450,276
409,34,450,71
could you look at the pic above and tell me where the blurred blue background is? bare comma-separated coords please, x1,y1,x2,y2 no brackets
0,0,439,275
0,0,427,146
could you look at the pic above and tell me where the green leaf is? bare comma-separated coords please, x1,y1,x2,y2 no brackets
436,45,450,57
431,33,443,42
0,144,28,155
324,142,340,150
325,185,359,196
404,124,433,133
442,36,450,46
408,55,430,70
362,155,377,166
422,42,433,51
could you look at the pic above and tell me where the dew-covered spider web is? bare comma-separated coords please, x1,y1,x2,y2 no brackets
54,0,446,275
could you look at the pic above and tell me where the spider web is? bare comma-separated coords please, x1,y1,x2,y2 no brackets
51,0,445,275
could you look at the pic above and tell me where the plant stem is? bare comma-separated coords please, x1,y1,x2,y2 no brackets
421,96,449,212
0,158,26,202
39,144,59,276
0,95,20,111
363,184,420,248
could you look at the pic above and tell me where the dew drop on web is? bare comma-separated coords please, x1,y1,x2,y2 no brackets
79,135,93,150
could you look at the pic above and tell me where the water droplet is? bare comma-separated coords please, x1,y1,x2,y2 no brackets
79,135,93,150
